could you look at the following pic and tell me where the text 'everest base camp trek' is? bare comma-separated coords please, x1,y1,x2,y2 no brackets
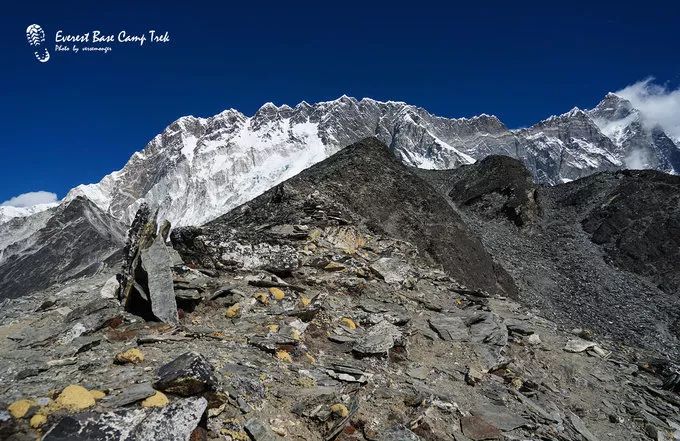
1,95,679,441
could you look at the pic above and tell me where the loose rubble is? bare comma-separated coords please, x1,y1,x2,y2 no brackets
0,139,679,440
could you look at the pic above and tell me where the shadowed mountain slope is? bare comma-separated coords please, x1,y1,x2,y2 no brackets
173,137,517,297
418,157,680,356
0,197,125,299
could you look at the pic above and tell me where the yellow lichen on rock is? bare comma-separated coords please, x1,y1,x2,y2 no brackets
141,391,169,408
291,329,301,341
89,390,106,400
276,350,292,363
340,317,357,330
8,399,33,418
254,292,269,305
226,303,241,318
307,228,323,242
114,348,144,364
304,353,316,364
55,385,96,411
299,296,311,307
267,324,280,333
330,403,349,417
269,287,285,301
29,414,47,428
221,429,250,440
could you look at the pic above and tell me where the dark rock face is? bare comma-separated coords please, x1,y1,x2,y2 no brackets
0,197,125,300
420,155,540,227
571,170,680,294
420,158,680,356
154,352,218,396
173,138,517,297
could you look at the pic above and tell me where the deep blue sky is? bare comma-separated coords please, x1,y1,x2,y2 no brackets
2,0,679,203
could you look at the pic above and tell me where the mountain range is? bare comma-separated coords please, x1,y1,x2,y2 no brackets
0,93,678,300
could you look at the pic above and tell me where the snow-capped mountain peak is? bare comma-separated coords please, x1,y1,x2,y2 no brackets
1,93,671,231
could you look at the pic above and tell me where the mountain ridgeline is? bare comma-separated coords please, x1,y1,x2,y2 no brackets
55,94,680,228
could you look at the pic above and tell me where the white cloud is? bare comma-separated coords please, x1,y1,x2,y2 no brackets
1,191,59,208
616,78,680,143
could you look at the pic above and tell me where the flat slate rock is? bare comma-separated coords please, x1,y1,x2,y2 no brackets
428,316,469,341
245,418,279,441
353,321,402,355
472,405,529,431
43,397,207,441
104,383,156,408
460,415,502,440
370,257,412,284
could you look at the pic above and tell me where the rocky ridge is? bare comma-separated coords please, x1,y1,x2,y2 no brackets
1,139,679,441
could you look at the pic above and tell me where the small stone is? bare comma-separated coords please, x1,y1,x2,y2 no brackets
465,367,484,386
460,415,502,440
30,414,47,428
141,391,169,408
104,383,156,407
323,261,346,271
353,320,401,355
330,403,349,418
56,385,96,411
100,275,119,299
114,348,145,364
226,303,241,318
269,287,285,301
245,418,279,441
276,350,292,363
564,338,596,353
370,257,412,284
645,424,659,439
154,352,218,397
8,399,33,418
340,317,357,330
526,334,541,346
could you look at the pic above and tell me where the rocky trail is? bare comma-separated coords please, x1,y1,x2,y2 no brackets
1,139,679,440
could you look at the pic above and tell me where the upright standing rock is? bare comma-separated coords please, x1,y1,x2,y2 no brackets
141,235,179,324
118,204,179,325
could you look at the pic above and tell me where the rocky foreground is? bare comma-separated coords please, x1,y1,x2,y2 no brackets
1,139,679,440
